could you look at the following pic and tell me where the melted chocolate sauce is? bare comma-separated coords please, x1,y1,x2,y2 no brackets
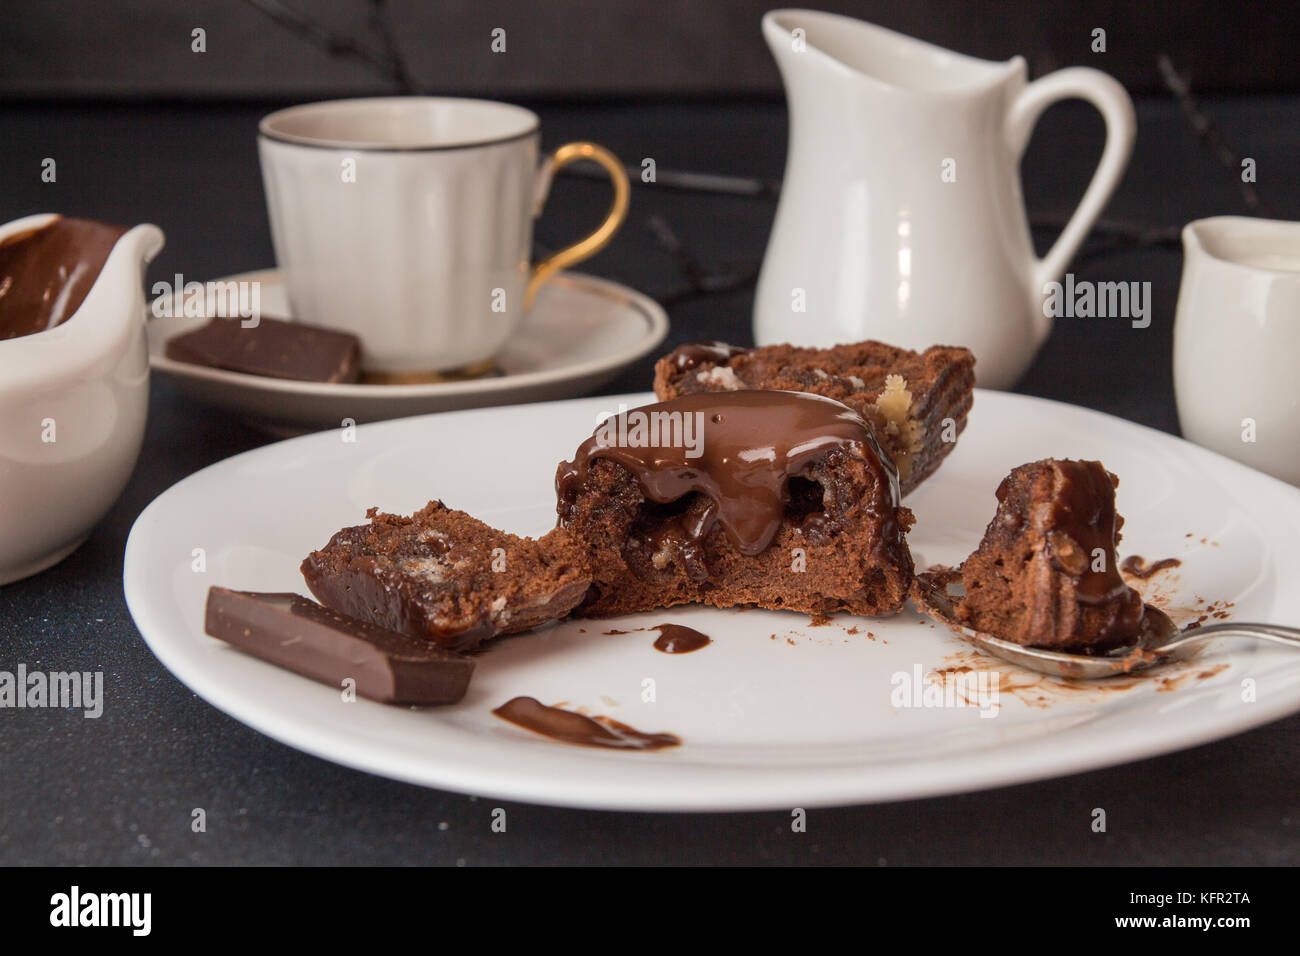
652,624,711,653
557,390,900,558
492,697,680,750
668,340,745,371
0,216,127,340
1014,460,1137,610
1120,555,1182,579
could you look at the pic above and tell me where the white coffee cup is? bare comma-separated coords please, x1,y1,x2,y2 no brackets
1175,216,1300,485
258,97,629,379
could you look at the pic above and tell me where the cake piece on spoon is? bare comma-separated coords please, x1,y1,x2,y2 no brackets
917,459,1145,651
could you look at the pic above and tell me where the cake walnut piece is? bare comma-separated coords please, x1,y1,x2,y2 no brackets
653,340,975,495
301,501,592,652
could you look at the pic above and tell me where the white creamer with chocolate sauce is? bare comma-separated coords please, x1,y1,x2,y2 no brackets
0,213,164,584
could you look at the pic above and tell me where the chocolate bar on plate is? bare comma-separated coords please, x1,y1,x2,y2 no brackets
204,587,473,705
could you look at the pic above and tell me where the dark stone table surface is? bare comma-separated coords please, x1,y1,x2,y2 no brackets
0,97,1296,864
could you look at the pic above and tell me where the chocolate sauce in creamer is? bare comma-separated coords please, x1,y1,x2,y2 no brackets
556,390,902,559
0,216,127,340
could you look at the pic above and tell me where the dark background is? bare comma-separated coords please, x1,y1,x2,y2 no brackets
3,0,1299,99
0,1,1296,866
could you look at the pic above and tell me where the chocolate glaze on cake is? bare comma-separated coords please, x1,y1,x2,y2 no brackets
557,390,914,618
0,216,127,340
561,390,901,556
930,459,1145,651
668,340,745,372
653,339,975,496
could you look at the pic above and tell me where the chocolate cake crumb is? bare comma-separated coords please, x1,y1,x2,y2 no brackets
301,501,591,651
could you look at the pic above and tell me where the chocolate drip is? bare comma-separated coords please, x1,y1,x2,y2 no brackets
1120,555,1182,579
0,216,127,340
492,697,680,750
557,390,899,558
652,624,711,653
668,340,745,372
1030,460,1135,607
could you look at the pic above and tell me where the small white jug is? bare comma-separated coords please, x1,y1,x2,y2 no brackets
1175,216,1300,486
0,214,163,583
755,10,1135,388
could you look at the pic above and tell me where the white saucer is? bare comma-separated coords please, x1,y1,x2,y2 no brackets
147,269,668,434
124,390,1300,811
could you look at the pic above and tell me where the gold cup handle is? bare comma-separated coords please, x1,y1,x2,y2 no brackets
525,142,630,310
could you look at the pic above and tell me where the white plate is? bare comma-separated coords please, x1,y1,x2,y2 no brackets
123,390,1300,811
147,269,668,435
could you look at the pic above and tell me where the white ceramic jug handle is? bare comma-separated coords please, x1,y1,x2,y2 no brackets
1006,67,1136,340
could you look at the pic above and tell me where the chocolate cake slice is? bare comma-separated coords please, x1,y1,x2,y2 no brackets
920,459,1144,651
301,501,591,652
653,340,975,495
556,390,915,618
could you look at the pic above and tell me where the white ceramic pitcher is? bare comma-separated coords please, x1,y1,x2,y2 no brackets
755,10,1136,388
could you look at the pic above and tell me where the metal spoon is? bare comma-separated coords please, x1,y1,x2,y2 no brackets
913,573,1300,679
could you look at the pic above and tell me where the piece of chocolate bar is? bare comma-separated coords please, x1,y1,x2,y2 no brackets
165,315,361,383
204,587,473,705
